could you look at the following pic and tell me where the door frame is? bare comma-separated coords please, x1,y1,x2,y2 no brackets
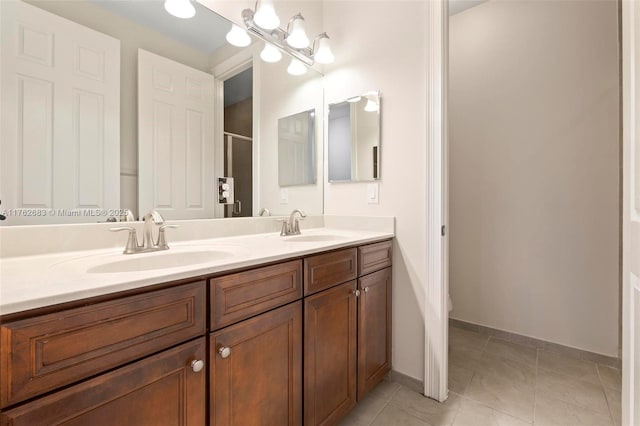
211,46,260,218
621,1,638,424
424,0,449,402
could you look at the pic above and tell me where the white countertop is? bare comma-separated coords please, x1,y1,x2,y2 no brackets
0,227,393,316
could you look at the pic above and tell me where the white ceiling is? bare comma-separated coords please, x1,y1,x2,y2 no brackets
88,0,232,54
449,0,489,15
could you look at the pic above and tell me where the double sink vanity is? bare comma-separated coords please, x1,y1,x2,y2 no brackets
0,217,394,425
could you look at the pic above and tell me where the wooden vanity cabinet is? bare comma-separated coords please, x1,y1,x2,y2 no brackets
210,301,302,426
0,338,207,426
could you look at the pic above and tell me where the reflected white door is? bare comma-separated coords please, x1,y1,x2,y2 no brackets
278,113,312,186
138,49,215,220
0,0,120,225
623,2,640,424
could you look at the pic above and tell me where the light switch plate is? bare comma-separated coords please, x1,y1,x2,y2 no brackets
367,183,379,204
280,188,289,204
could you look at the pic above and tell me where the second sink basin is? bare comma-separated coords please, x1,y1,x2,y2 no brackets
283,234,347,243
86,250,235,274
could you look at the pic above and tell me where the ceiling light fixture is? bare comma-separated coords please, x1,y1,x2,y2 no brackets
239,8,335,67
164,0,195,19
253,0,280,30
260,43,282,63
226,24,251,47
287,58,307,76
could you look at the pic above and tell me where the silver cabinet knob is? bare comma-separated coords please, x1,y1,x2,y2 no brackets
218,345,231,359
353,289,361,297
191,359,204,373
363,287,369,293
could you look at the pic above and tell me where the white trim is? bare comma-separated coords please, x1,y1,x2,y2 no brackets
621,2,637,424
424,0,449,402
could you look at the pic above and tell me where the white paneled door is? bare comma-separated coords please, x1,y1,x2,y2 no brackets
0,0,120,225
622,2,640,424
138,49,215,220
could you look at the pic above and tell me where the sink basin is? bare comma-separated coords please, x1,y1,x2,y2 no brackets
283,234,346,243
86,250,234,274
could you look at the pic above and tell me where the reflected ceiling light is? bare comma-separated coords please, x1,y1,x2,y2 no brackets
287,58,307,76
313,33,334,64
364,98,379,112
164,0,195,19
286,14,310,49
226,24,251,47
260,43,282,63
254,0,280,30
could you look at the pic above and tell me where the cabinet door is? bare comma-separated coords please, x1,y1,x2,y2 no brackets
0,338,206,426
304,281,357,426
211,301,302,426
358,268,392,400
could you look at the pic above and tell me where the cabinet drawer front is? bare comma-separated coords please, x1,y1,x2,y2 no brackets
210,260,302,330
0,338,206,426
358,240,392,276
304,248,357,295
211,302,302,426
0,281,206,408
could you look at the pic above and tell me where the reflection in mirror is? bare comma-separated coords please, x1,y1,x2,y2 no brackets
0,0,324,225
278,109,316,187
328,92,381,182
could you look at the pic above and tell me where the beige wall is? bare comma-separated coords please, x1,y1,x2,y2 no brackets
449,0,620,356
27,1,212,218
323,1,428,381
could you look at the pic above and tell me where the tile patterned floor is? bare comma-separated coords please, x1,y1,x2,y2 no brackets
339,326,622,426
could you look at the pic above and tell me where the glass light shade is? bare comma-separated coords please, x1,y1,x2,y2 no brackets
164,0,195,19
286,15,309,49
314,35,334,64
254,0,280,30
226,25,251,47
364,98,379,112
260,43,282,63
287,58,307,76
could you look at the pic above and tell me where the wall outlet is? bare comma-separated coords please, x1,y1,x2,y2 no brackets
367,183,379,204
280,188,289,204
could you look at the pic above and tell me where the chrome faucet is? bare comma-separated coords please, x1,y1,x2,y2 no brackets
110,210,178,254
279,209,306,236
259,208,271,217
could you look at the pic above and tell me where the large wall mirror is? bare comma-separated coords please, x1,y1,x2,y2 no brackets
0,0,324,225
328,91,381,182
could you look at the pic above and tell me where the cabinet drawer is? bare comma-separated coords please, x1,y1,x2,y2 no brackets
211,260,302,330
0,338,206,426
358,240,392,276
304,248,357,295
0,281,206,408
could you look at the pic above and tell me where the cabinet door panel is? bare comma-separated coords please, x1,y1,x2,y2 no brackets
304,248,357,295
358,240,392,276
0,338,206,426
211,301,302,426
358,268,392,400
304,281,357,426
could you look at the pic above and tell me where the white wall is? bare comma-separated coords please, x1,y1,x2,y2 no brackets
449,0,620,356
323,1,429,381
27,1,212,218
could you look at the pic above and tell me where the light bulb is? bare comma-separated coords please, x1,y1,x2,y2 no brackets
364,98,379,112
287,58,307,76
286,14,309,49
226,24,251,47
314,34,334,64
254,0,280,30
260,43,282,63
164,0,195,19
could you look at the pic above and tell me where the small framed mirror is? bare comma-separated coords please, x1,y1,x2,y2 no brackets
278,109,317,186
328,91,381,182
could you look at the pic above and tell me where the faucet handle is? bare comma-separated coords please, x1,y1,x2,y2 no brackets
277,219,290,236
157,224,179,249
109,227,139,254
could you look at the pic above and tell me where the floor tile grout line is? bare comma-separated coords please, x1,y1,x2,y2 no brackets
532,347,539,425
455,391,534,424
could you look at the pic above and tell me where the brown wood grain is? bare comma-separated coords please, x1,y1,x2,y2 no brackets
303,248,357,295
358,240,392,276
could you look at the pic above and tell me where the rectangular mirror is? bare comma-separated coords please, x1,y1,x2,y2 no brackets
278,109,316,186
0,0,324,225
328,91,381,182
